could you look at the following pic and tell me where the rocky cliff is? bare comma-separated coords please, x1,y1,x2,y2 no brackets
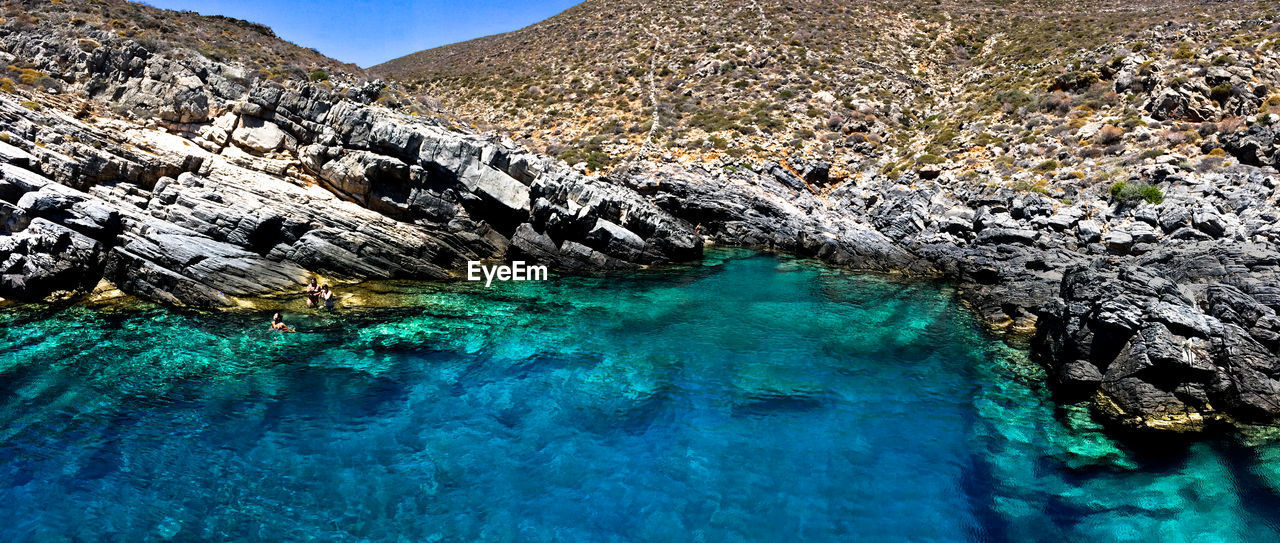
4,2,1280,436
0,18,699,307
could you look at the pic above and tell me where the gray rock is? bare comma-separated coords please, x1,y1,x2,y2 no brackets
974,227,1037,245
1145,88,1216,122
458,163,531,214
1223,125,1279,168
1036,257,1280,431
1159,206,1191,232
1193,210,1227,238
1102,230,1134,253
1077,219,1102,243
317,150,408,204
0,218,104,300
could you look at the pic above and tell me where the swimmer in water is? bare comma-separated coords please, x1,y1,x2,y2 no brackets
270,312,295,333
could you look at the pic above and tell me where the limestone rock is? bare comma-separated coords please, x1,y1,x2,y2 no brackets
231,116,287,154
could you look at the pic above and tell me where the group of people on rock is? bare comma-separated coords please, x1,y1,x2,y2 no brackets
269,277,338,333
305,278,336,310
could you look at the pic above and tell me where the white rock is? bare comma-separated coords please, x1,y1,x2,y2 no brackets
231,116,286,153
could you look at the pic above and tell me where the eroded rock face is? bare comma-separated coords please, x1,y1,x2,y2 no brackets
1035,246,1280,432
1144,87,1217,123
1223,126,1280,169
0,30,702,307
626,165,917,274
0,218,105,300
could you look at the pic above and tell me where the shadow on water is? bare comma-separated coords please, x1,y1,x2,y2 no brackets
958,452,1009,543
1222,440,1280,537
732,392,829,418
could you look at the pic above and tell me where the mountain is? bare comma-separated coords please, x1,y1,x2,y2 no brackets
374,0,1279,183
3,0,362,81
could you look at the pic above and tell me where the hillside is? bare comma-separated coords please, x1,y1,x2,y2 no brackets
373,0,1280,188
1,0,362,83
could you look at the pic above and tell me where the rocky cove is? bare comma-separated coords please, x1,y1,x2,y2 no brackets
3,23,1280,438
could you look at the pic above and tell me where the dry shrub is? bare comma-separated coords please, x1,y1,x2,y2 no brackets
1217,117,1245,133
1039,92,1073,115
1095,125,1124,145
1162,129,1187,145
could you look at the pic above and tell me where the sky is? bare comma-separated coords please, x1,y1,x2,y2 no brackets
141,0,582,68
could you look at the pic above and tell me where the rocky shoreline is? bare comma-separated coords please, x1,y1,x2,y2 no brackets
3,28,1280,435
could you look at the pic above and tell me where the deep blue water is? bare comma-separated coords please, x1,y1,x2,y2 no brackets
3,250,1280,541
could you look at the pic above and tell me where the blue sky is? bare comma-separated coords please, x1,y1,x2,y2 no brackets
142,0,581,67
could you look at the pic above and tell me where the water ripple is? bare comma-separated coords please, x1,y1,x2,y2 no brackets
0,251,1275,542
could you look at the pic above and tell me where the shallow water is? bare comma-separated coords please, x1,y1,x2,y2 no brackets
2,249,1280,542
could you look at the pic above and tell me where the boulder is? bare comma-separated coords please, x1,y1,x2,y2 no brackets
1144,88,1216,122
1193,210,1227,238
318,150,409,201
1223,125,1279,168
458,163,531,214
231,116,287,154
802,161,830,186
1102,230,1134,253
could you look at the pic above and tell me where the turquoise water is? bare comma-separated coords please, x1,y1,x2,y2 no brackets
3,250,1280,541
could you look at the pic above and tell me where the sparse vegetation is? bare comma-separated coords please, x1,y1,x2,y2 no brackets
915,153,945,165
1210,83,1233,104
1110,181,1164,205
104,0,1258,180
1,0,360,84
1095,125,1124,145
16,68,46,86
1009,178,1049,194
557,137,614,172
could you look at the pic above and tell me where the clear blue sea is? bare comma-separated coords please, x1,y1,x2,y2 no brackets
2,249,1280,542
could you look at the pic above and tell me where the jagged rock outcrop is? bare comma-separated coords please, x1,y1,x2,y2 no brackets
0,28,701,306
1223,126,1280,170
625,165,920,274
1035,245,1280,432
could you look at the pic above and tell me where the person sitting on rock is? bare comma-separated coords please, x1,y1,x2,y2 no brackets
270,312,295,333
305,278,321,307
320,284,335,310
